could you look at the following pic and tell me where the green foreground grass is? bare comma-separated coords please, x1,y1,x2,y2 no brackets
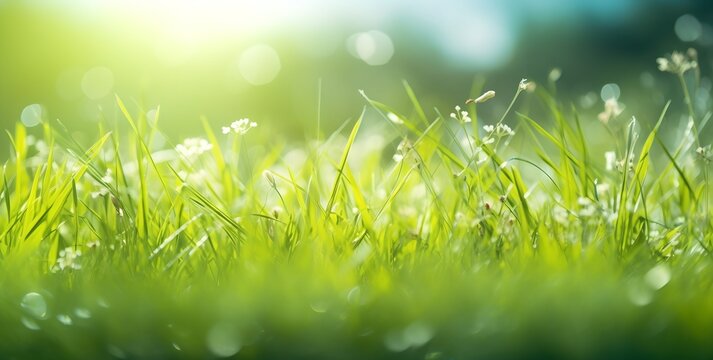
2,52,713,359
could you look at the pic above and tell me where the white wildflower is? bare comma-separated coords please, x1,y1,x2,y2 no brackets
52,247,82,272
460,112,472,123
449,106,471,123
393,139,413,163
553,206,569,225
598,98,624,124
101,169,114,184
222,118,257,135
519,78,533,92
696,145,711,162
90,168,114,198
175,137,213,158
657,50,697,74
577,197,597,217
177,169,211,188
90,188,110,199
604,151,617,171
595,182,610,197
497,124,514,136
483,123,515,138
616,154,635,173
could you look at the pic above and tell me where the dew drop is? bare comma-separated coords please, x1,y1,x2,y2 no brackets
21,292,48,319
347,286,361,305
628,283,653,306
310,301,328,313
74,307,92,319
21,317,41,331
384,330,410,352
645,264,671,290
57,314,73,325
403,322,434,347
107,345,126,359
206,321,242,357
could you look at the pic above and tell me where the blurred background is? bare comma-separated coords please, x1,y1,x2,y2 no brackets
0,0,711,147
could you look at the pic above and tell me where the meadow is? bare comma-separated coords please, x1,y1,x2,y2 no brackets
1,49,713,359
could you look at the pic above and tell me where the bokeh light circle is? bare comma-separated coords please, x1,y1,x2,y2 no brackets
239,44,282,86
206,321,242,357
675,14,702,42
347,31,394,66
81,67,115,100
600,83,620,101
20,104,44,127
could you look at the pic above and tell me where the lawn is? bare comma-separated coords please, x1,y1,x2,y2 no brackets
1,50,713,359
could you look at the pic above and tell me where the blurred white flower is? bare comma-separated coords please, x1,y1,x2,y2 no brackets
175,138,213,158
101,169,114,184
616,155,635,173
52,247,82,272
519,78,533,92
604,151,617,171
177,169,211,187
483,123,515,138
497,124,514,136
222,118,257,135
449,106,471,123
393,139,413,163
598,98,624,124
657,50,697,74
696,145,711,162
90,188,110,199
577,197,597,217
90,168,114,199
596,182,610,197
553,206,569,225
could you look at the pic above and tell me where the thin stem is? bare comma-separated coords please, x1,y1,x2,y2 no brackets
678,72,697,125
678,71,710,234
496,88,524,126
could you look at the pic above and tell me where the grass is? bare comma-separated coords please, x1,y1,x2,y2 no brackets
1,52,713,359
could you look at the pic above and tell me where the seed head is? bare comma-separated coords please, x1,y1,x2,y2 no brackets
467,90,496,105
